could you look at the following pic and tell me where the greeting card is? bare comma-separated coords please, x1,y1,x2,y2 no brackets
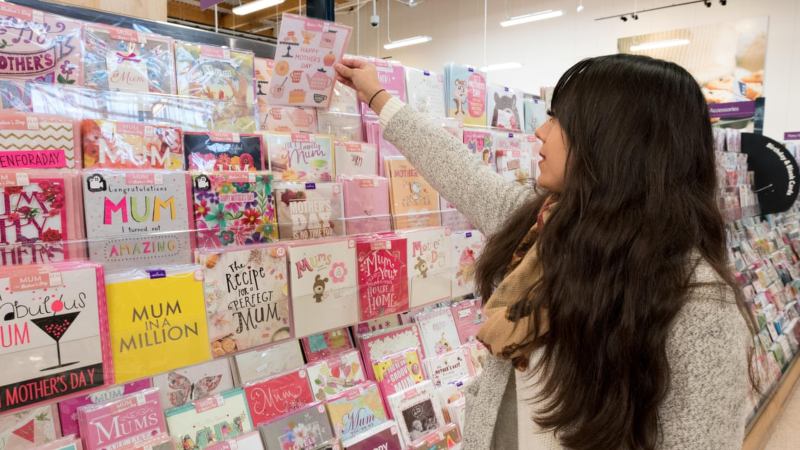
385,382,443,446
317,112,363,143
372,349,424,398
206,431,263,450
451,230,485,298
30,435,83,450
439,197,472,233
258,402,334,450
300,328,354,363
487,85,524,131
523,97,548,133
244,369,314,426
152,359,234,409
408,431,446,450
462,129,494,167
83,24,176,95
58,380,152,437
415,309,460,357
270,14,351,108
77,388,167,450
0,3,82,85
327,81,359,114
288,238,357,337
164,388,253,450
200,245,290,355
175,41,254,104
265,132,334,181
81,120,183,170
306,349,366,401
385,159,441,230
465,341,489,376
361,60,406,119
355,314,402,337
233,340,305,385
400,228,451,308
356,235,408,321
325,382,387,441
342,421,402,450
82,170,194,271
449,299,483,344
364,123,401,178
494,132,532,185
0,262,109,413
341,176,390,235
184,132,264,172
0,171,83,266
111,433,173,450
423,348,474,387
254,58,318,134
405,67,445,119
358,325,424,380
192,172,278,248
334,142,377,177
105,267,211,383
0,405,57,449
274,182,344,240
0,113,80,169
445,64,486,127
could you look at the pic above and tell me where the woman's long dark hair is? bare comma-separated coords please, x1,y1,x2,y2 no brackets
475,54,755,449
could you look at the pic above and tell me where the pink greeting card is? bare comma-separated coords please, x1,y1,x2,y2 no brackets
372,348,424,398
494,131,532,185
341,176,391,235
244,369,314,426
264,132,334,181
462,129,494,167
0,113,80,169
356,235,409,321
184,132,264,172
487,85,524,131
58,380,152,437
358,324,424,380
81,120,183,170
360,59,407,118
342,421,403,450
451,230,485,297
0,404,58,449
288,238,358,337
255,57,319,133
334,142,378,177
423,347,475,387
415,308,461,357
439,197,473,232
399,228,452,308
270,14,352,108
306,349,366,401
78,388,166,450
300,328,354,363
274,182,345,241
355,314,402,336
450,299,484,344
0,3,82,85
364,122,401,177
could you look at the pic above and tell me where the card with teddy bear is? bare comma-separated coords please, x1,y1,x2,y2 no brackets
445,64,487,127
385,158,441,230
399,227,452,308
415,308,461,358
487,84,524,131
356,234,409,321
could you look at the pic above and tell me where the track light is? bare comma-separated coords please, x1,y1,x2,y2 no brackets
719,0,727,4
631,13,639,20
620,15,628,22
703,0,712,7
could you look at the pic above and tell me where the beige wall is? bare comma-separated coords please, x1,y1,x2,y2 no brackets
45,0,167,21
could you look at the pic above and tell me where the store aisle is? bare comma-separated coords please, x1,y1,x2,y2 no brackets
764,382,800,449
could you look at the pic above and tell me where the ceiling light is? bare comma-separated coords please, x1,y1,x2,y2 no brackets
576,1,584,12
383,35,432,50
481,62,523,72
232,0,286,16
500,10,564,27
630,39,690,52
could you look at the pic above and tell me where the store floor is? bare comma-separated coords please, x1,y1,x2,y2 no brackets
764,381,800,449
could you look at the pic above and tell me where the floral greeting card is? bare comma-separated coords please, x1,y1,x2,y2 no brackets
306,349,366,401
274,182,344,240
400,227,451,308
244,369,314,426
0,113,80,169
184,132,264,172
264,132,333,182
81,120,183,170
356,235,408,321
258,402,334,450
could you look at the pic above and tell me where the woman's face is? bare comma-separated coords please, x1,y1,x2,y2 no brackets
535,117,568,192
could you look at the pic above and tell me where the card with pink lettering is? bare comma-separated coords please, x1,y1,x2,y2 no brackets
0,404,58,449
341,176,391,235
83,23,176,95
81,120,183,170
423,347,474,387
270,13,352,108
372,348,424,398
0,113,80,169
385,381,444,446
306,349,366,401
264,132,333,181
274,182,344,241
58,380,152,437
0,261,110,413
0,170,84,266
356,235,408,321
82,170,194,271
152,358,235,409
358,324,424,380
445,64,487,127
462,129,494,167
77,388,166,450
405,67,445,119
184,132,264,172
487,85,524,131
255,58,318,133
325,382,387,441
300,327,354,363
451,230,485,298
234,340,305,385
415,308,461,357
199,244,291,356
258,402,334,450
192,172,278,248
342,421,402,450
449,299,484,344
0,3,82,85
334,142,377,177
399,228,451,308
288,238,357,337
164,387,253,450
244,369,314,426
175,41,254,104
360,59,407,119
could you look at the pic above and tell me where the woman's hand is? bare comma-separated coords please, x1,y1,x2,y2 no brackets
334,57,393,114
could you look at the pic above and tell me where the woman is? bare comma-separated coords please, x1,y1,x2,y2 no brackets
335,54,753,449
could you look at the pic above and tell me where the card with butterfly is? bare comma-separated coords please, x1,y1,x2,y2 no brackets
152,359,235,409
164,387,254,450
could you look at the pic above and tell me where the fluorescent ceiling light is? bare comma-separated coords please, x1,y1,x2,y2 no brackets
500,10,563,27
630,39,690,52
481,62,523,72
232,0,286,16
384,35,432,50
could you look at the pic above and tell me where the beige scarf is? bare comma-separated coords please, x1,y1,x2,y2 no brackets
476,196,556,371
